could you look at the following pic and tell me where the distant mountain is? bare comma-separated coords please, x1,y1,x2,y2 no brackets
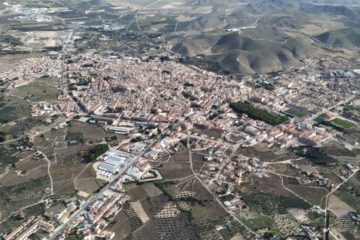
300,3,360,17
315,28,360,49
173,32,320,74
171,0,360,74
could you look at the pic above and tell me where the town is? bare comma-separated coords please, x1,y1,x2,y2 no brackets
1,44,360,239
1,0,360,239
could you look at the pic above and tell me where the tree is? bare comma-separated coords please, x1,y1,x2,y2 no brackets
0,131,6,142
84,144,109,163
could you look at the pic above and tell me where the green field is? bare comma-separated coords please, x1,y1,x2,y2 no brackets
284,107,306,118
329,118,355,129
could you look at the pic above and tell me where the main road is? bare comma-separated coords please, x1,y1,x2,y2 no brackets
50,126,171,239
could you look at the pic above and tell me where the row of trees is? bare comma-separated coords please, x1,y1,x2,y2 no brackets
230,101,288,126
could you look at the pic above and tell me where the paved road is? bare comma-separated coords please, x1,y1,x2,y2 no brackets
186,129,258,238
50,123,172,239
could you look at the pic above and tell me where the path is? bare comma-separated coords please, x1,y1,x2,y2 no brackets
73,163,91,190
323,169,359,238
143,0,162,9
38,150,54,195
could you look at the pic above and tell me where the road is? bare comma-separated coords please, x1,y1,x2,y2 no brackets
50,153,143,238
186,129,258,238
265,170,316,207
50,124,172,239
323,168,359,240
300,96,355,126
0,137,21,145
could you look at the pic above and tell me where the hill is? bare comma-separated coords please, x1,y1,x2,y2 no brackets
300,3,360,18
315,28,360,49
173,31,321,74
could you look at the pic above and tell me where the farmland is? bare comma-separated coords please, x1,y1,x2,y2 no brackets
0,176,50,221
117,176,229,240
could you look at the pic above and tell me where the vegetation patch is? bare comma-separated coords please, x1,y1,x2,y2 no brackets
0,131,6,142
293,146,337,166
84,144,109,162
230,101,288,125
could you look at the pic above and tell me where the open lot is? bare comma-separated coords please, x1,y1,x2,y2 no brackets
105,211,133,239
329,194,354,217
51,163,87,196
68,121,107,143
252,174,293,197
74,164,105,195
237,142,297,162
158,149,193,180
9,77,58,103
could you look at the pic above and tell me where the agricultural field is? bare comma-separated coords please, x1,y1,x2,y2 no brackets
112,177,229,240
233,173,318,237
328,195,354,217
0,175,50,221
0,95,31,124
320,141,360,157
284,183,328,206
0,155,47,187
334,172,360,212
0,144,20,172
